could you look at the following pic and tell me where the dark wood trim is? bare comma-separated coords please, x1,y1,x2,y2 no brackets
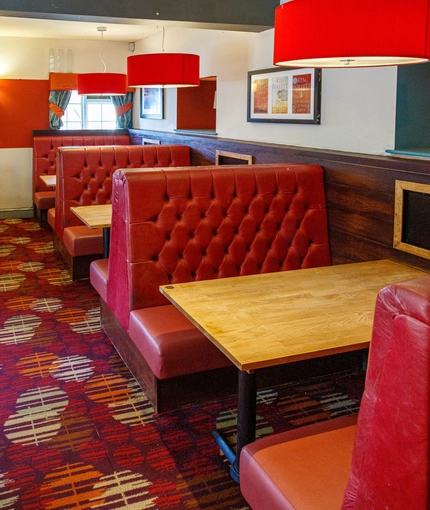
128,128,430,171
33,129,129,138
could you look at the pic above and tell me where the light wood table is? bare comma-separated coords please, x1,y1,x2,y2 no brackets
160,259,428,481
39,174,56,188
70,204,112,258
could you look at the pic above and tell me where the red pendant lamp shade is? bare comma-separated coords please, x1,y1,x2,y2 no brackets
77,27,127,95
127,53,200,87
77,73,127,95
274,0,430,68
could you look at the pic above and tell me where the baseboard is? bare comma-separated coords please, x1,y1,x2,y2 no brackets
0,208,33,220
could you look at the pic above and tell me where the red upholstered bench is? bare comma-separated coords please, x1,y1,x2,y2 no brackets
51,144,191,279
90,163,331,412
240,276,430,509
33,134,130,227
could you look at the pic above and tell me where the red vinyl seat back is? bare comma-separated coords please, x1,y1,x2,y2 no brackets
341,276,430,508
32,134,130,194
54,144,191,240
107,164,331,330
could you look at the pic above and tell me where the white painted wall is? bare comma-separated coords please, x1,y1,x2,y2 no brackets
0,26,398,215
0,36,131,216
134,27,398,156
0,36,130,78
0,149,32,211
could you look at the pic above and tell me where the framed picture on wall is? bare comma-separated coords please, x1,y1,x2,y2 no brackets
140,88,164,119
247,67,321,124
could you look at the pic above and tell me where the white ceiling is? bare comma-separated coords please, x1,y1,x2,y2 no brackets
0,15,168,42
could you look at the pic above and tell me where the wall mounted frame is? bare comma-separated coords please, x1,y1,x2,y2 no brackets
247,67,321,124
394,179,430,260
141,137,161,145
140,88,164,120
216,150,253,165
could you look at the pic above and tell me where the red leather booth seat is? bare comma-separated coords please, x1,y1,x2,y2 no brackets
240,276,430,510
90,163,331,411
52,144,191,279
33,134,130,226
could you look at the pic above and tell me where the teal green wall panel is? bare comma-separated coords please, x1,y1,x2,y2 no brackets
396,63,430,150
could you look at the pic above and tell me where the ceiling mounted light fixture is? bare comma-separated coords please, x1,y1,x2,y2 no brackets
78,27,127,95
274,0,430,68
127,27,200,88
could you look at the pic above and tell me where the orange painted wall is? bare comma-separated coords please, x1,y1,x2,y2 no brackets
0,79,50,149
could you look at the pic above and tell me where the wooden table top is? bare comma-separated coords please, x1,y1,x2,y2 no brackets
70,204,112,229
160,260,428,372
39,175,56,188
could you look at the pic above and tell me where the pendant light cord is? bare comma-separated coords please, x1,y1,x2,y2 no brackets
98,27,107,73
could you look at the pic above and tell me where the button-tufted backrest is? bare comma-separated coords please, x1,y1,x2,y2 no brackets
107,164,331,330
54,145,191,240
33,135,130,194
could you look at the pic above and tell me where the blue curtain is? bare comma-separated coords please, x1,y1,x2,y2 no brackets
49,90,72,129
111,91,134,129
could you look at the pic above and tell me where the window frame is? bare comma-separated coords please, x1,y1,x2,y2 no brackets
61,91,117,130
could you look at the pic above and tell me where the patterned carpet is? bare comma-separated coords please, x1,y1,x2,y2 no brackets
0,218,365,509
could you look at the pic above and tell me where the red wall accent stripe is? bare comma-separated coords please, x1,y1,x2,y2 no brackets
0,79,50,149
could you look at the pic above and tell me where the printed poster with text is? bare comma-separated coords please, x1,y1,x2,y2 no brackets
292,73,311,114
253,78,269,114
271,76,288,114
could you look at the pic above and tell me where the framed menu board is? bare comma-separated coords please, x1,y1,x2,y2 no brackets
247,67,321,124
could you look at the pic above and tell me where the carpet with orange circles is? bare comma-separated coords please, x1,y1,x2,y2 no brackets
0,218,365,509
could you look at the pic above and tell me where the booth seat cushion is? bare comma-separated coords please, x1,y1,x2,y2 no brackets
63,226,103,257
240,415,358,510
128,305,232,379
90,259,109,304
33,191,55,210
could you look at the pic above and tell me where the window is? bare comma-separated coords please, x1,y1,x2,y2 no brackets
62,90,82,130
61,90,116,130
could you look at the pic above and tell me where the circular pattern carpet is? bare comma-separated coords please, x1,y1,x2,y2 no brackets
0,219,364,509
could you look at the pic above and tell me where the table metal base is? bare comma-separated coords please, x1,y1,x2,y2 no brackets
103,227,111,258
211,370,256,483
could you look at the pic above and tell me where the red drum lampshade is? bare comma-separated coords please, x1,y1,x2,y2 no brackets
127,53,200,87
274,0,430,68
77,73,127,95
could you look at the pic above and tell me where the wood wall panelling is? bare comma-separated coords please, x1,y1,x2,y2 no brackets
129,129,430,272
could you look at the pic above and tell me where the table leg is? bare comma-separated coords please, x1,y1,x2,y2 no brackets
211,369,257,483
231,370,256,481
103,227,111,258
